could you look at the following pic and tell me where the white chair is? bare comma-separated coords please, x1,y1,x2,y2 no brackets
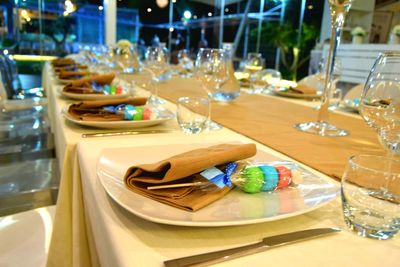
0,71,47,112
0,205,55,267
0,159,59,216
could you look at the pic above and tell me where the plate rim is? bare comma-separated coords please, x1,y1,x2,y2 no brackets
63,106,174,129
274,88,321,99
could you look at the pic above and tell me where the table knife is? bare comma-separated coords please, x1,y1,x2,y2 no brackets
164,228,340,267
82,129,173,138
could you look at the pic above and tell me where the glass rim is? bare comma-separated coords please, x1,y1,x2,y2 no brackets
348,154,400,175
177,96,209,103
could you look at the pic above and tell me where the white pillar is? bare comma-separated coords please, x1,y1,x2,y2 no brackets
104,0,117,45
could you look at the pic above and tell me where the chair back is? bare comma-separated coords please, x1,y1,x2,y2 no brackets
322,44,400,84
0,54,22,98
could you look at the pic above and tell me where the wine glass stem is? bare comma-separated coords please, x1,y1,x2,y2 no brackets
317,9,347,123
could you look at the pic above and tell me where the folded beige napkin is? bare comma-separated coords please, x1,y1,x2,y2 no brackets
63,73,115,94
124,143,257,211
67,97,148,121
289,84,317,95
51,58,75,67
58,70,92,80
54,64,88,73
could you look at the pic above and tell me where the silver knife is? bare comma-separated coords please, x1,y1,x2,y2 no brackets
164,228,340,267
82,129,173,138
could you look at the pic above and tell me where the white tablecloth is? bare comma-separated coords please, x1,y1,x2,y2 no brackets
43,64,399,267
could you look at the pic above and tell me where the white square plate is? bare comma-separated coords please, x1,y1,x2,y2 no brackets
97,143,338,227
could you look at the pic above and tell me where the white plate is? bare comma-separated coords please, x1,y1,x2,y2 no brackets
97,143,339,227
59,78,132,100
342,99,359,112
274,88,321,99
64,106,174,129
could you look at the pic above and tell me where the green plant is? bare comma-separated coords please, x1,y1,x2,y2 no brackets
251,22,318,81
43,16,74,56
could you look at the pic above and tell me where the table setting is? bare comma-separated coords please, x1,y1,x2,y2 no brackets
43,24,400,267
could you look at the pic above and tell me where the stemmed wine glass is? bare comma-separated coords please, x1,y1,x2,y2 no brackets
195,48,232,102
295,0,353,137
115,44,141,74
144,46,169,105
244,53,264,94
359,51,400,156
177,49,194,77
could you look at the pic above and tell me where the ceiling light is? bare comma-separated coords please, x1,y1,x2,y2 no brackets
147,8,152,12
183,10,192,20
156,0,168,8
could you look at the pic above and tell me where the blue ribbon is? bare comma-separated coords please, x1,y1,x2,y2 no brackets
209,162,238,188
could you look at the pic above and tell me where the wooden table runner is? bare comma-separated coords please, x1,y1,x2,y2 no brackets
125,74,384,179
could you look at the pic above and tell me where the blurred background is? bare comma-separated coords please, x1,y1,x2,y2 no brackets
0,0,399,81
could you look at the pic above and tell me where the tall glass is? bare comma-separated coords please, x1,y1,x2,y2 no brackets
195,48,234,102
144,46,169,105
295,0,353,137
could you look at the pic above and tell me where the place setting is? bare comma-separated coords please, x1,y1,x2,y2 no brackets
58,73,133,100
62,97,175,130
97,142,339,227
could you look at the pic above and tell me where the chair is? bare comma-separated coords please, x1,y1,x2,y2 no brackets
0,205,55,267
0,159,59,216
0,53,45,100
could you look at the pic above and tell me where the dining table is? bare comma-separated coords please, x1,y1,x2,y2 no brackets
42,62,399,267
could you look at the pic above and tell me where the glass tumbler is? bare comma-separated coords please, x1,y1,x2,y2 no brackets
177,97,210,134
341,154,400,240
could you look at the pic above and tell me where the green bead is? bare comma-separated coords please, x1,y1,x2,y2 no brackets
241,167,264,193
133,107,144,120
110,85,117,95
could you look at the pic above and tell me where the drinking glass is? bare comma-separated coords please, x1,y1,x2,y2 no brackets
177,49,194,77
244,53,264,93
177,97,210,134
341,154,400,240
359,51,400,156
315,58,343,110
295,0,353,137
195,48,238,102
115,44,141,74
144,46,170,105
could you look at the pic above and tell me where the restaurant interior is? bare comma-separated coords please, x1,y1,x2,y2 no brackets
0,0,399,267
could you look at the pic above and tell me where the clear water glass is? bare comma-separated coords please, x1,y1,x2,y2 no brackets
341,154,400,240
177,97,210,134
195,48,239,102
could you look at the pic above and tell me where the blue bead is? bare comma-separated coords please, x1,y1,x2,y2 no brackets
258,165,279,192
123,105,136,120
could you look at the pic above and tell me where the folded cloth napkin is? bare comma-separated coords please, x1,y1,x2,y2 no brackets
289,84,317,95
58,70,92,80
124,143,257,211
63,73,115,94
51,58,75,67
54,64,88,73
68,97,148,121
